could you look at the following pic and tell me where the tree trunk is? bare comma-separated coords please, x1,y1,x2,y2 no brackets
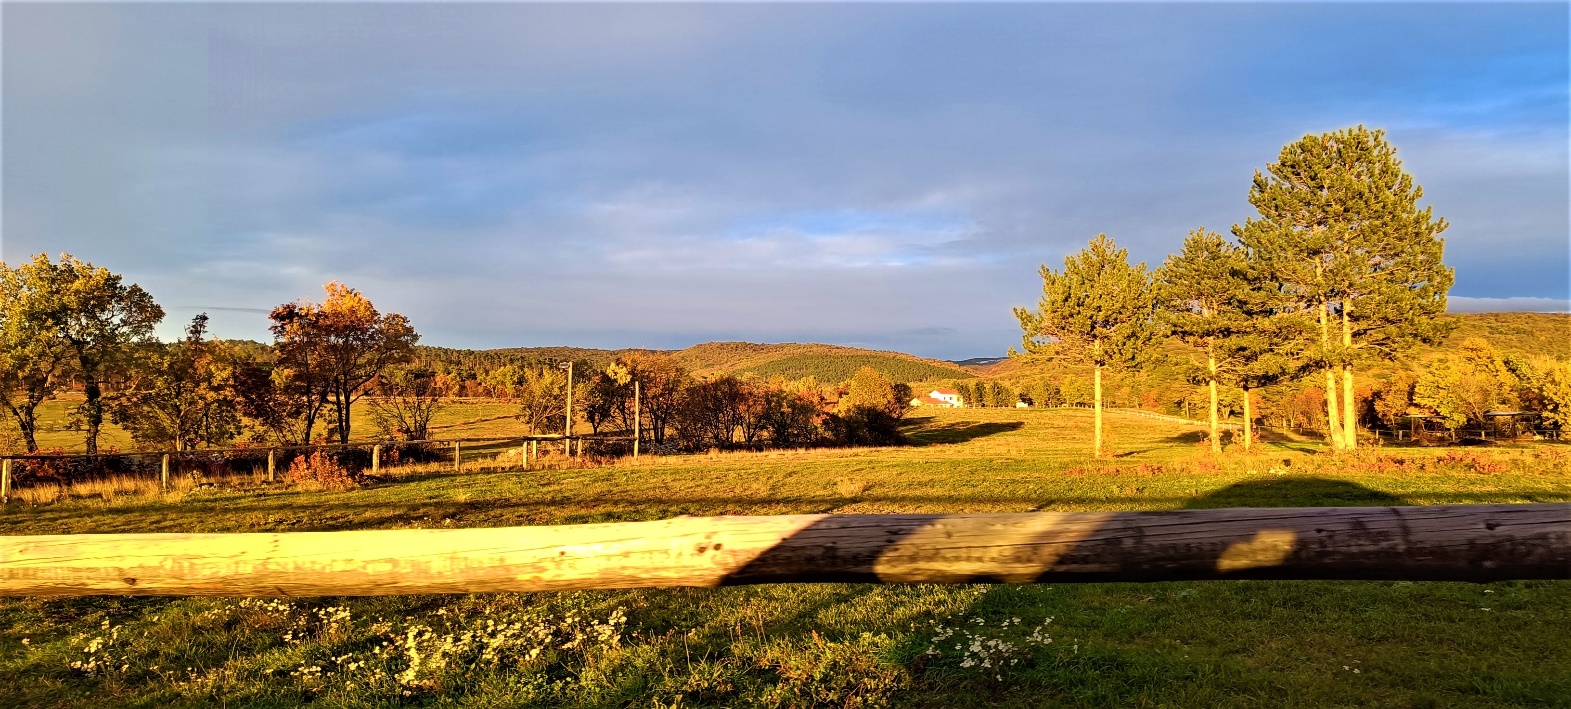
1319,301,1343,450
4,402,41,453
82,378,102,455
1207,352,1220,455
1093,364,1104,458
1242,387,1253,452
1341,305,1357,449
5,505,1567,597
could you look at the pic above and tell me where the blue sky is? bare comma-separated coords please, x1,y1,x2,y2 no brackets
3,2,1566,359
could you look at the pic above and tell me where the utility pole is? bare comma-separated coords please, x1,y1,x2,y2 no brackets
559,360,574,438
633,379,641,458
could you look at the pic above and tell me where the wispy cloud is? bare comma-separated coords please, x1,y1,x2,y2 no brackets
3,3,1565,358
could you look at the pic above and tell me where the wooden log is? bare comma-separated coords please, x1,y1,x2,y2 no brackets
372,445,381,475
267,450,276,483
1,504,1566,598
160,455,170,491
1,459,10,500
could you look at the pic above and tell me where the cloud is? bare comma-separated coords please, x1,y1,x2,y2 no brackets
3,3,1565,360
1448,297,1571,314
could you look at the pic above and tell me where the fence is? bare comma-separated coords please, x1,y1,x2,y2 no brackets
0,434,636,501
2,503,1565,597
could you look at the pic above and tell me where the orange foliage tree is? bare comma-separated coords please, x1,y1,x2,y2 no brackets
269,282,419,444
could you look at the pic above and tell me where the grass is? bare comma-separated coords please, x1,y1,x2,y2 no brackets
15,396,526,454
2,408,1570,707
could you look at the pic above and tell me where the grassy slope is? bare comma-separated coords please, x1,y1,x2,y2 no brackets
672,342,972,381
3,408,1569,708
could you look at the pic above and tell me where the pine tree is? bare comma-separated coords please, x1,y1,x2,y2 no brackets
1235,126,1453,450
1158,228,1252,454
1014,234,1160,457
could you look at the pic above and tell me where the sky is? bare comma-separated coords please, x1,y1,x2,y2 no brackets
3,2,1567,360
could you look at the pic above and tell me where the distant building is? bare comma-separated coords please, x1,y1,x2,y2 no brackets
910,388,964,408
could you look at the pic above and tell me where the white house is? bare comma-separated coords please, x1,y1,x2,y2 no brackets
910,388,965,408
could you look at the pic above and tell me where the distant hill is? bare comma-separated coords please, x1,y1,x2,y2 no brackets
674,342,973,383
1433,312,1570,358
951,356,1009,368
417,341,973,384
411,313,1565,388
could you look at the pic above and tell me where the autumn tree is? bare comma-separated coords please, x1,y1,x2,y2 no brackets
368,365,446,441
110,314,241,451
22,254,164,454
270,282,418,444
837,366,910,419
620,353,690,445
1015,234,1160,457
582,363,632,434
514,366,567,435
1236,126,1453,450
229,354,314,445
0,258,74,452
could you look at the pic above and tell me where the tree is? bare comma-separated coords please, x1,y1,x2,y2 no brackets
368,365,446,441
110,314,241,451
0,259,74,452
23,254,164,454
1236,126,1453,450
515,366,567,435
1159,228,1253,453
270,282,418,444
620,353,689,445
837,367,910,419
1014,234,1160,457
230,355,313,445
582,364,632,435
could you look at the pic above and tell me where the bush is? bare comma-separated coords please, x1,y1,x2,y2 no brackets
825,406,905,446
10,451,156,488
287,451,362,490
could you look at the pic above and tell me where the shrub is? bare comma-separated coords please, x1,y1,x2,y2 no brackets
825,407,905,446
287,451,361,490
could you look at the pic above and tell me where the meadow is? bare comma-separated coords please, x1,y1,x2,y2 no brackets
2,407,1570,707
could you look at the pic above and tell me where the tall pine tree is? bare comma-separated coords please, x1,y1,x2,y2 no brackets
1235,126,1452,450
1159,228,1252,454
1015,234,1160,457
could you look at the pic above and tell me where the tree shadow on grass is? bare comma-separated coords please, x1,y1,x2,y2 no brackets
904,420,1025,447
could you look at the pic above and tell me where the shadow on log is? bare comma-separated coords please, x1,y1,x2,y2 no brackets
0,477,1567,597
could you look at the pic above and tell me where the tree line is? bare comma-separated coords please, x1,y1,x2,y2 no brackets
0,258,420,454
506,358,914,451
0,255,918,455
1015,125,1570,456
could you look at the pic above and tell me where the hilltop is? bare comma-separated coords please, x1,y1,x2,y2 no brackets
416,340,973,384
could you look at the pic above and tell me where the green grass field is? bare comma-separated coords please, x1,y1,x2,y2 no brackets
3,408,1570,707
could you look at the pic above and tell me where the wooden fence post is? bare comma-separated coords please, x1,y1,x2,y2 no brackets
1,458,10,501
267,450,276,482
160,455,170,491
454,441,462,473
372,445,381,475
